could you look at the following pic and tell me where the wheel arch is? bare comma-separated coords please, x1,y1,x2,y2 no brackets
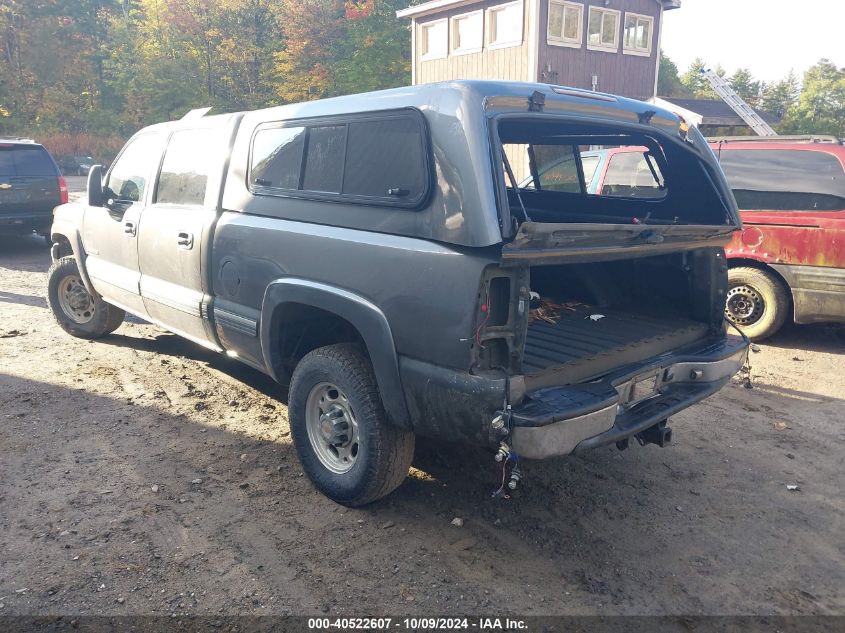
727,257,793,306
260,279,411,430
50,220,97,296
727,258,795,329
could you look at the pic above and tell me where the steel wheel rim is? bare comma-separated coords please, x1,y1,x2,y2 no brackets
725,284,764,326
305,382,360,474
57,275,95,324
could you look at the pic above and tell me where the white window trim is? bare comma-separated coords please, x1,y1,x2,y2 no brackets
450,9,484,56
547,0,583,49
586,6,620,53
420,18,448,61
622,11,654,57
487,1,524,51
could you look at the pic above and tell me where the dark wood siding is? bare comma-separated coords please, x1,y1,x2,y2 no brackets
537,0,661,99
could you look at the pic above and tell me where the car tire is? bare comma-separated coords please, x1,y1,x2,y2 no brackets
288,343,415,506
725,266,790,341
46,256,125,339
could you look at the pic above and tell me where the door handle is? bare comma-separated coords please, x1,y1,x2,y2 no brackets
177,231,194,249
124,221,136,236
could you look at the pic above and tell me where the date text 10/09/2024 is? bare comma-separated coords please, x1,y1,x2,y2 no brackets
307,618,528,631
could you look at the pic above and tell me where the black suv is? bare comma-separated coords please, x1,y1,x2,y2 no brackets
0,138,68,239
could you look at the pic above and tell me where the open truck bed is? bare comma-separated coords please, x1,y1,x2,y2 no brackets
524,305,709,388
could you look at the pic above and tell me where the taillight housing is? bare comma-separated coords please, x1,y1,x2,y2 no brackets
58,175,68,204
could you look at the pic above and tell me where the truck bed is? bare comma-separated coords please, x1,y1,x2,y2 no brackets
523,305,709,387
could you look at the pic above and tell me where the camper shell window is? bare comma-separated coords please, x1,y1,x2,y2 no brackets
496,118,730,227
249,109,431,209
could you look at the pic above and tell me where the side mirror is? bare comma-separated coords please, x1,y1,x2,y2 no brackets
87,165,105,207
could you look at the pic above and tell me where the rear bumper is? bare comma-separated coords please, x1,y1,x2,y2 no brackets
510,335,748,459
0,212,53,233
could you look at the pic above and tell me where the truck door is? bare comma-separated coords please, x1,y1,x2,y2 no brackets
137,124,229,349
83,132,166,316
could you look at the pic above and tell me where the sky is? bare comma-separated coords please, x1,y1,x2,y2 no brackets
661,0,844,83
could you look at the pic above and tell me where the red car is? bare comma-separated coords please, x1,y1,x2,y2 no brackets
710,136,845,340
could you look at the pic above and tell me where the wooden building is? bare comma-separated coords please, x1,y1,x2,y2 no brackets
397,0,681,100
652,97,781,137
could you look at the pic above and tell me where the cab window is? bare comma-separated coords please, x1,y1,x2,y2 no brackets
156,128,222,206
106,133,165,204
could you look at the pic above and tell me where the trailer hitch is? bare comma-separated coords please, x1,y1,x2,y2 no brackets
636,419,673,448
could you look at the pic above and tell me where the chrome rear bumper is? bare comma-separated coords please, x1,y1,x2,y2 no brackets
510,337,748,459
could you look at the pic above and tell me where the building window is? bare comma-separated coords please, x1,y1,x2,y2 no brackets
623,12,654,56
587,6,620,52
451,10,483,55
420,19,447,60
548,1,583,48
488,1,523,49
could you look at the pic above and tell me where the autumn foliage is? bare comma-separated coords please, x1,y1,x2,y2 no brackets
0,0,414,155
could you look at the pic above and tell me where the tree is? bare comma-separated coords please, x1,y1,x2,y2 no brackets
760,70,800,119
680,58,724,99
657,51,687,97
729,68,760,107
780,60,845,136
333,0,411,95
273,0,346,102
272,0,411,103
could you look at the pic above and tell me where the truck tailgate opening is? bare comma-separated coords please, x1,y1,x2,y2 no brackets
524,306,708,387
521,253,715,389
495,117,740,257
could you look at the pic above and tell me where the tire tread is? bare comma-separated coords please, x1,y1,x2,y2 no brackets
46,256,125,339
289,343,414,506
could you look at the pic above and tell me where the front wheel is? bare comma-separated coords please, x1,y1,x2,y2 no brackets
46,256,125,339
288,343,415,506
725,266,790,341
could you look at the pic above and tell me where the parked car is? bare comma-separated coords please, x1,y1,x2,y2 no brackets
46,82,747,505
58,155,96,177
0,137,68,240
520,146,666,198
708,136,845,340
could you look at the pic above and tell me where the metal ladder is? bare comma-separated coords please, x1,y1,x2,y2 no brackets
700,68,777,137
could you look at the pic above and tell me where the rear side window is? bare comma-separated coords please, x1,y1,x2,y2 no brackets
581,155,601,187
718,149,845,211
252,127,306,190
343,117,427,199
249,110,430,208
302,125,347,193
602,151,666,199
156,128,222,206
0,145,56,177
533,145,581,193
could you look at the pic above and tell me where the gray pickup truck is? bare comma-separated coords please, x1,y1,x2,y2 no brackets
47,81,748,506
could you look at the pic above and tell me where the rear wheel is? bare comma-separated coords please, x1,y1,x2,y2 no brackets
46,256,125,339
725,266,790,341
288,343,415,506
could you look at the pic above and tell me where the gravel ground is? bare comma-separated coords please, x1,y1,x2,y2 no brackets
0,232,843,617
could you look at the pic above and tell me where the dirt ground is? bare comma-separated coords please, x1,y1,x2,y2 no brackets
1,210,843,617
